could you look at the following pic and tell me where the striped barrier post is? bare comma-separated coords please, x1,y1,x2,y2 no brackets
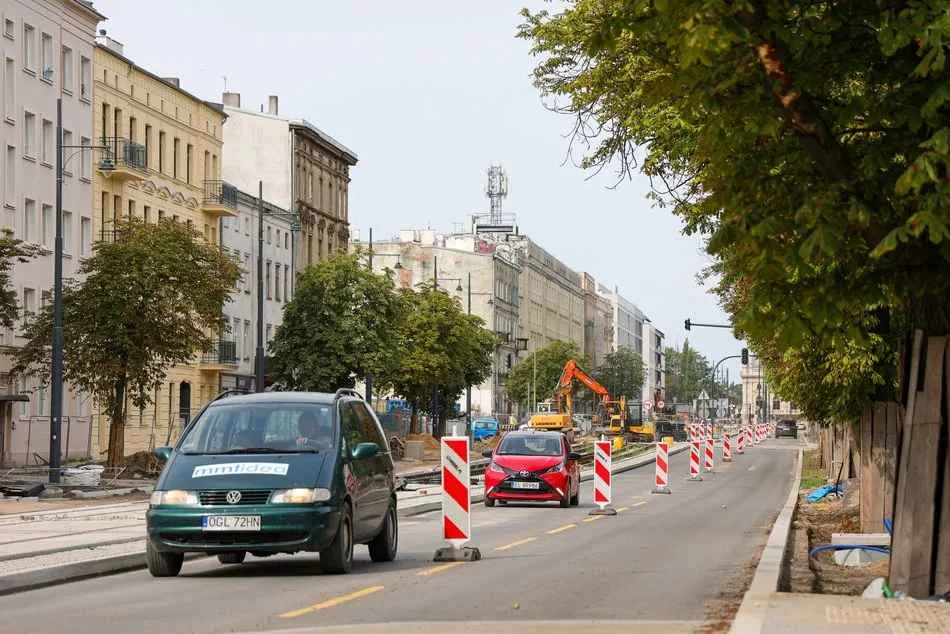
722,432,732,462
433,436,481,562
590,439,618,515
736,427,745,454
688,439,703,481
704,429,715,472
652,441,672,494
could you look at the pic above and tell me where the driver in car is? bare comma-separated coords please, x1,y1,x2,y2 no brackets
295,410,331,451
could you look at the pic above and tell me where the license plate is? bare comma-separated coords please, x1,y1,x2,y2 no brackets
202,515,261,531
510,481,540,490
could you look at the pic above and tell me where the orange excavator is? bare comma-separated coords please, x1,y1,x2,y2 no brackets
528,360,627,438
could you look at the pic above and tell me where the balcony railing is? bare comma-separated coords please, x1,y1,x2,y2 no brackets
203,180,238,210
98,137,147,173
201,340,238,366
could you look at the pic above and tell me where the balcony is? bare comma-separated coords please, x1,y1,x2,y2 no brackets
201,180,238,218
97,137,147,182
199,340,239,371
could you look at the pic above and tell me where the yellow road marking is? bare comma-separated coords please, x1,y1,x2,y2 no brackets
583,515,605,523
416,562,465,576
495,537,537,551
279,585,385,618
632,501,648,508
616,506,630,513
546,523,577,535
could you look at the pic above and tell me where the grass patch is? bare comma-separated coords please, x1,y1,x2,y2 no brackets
800,449,826,490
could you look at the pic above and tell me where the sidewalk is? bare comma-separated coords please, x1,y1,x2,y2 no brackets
754,592,950,632
0,442,685,595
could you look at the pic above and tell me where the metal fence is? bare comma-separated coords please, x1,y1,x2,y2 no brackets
4,416,92,466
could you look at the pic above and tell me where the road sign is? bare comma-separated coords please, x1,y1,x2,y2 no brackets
697,390,709,401
644,401,653,411
440,437,470,546
716,408,724,417
656,400,665,409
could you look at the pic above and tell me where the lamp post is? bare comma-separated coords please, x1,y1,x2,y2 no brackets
362,228,402,405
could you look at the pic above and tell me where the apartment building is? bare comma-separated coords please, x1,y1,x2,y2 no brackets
220,92,357,276
91,32,231,456
582,273,613,370
219,188,295,392
643,322,666,405
516,238,585,355
0,0,103,466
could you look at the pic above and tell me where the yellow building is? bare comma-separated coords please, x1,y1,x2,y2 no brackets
91,32,235,457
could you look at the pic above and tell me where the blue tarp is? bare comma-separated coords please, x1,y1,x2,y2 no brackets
806,483,842,502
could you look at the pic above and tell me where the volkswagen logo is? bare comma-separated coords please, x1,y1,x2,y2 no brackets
519,470,530,477
225,490,242,505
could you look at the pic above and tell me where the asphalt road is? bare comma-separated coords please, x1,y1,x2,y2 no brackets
0,439,801,634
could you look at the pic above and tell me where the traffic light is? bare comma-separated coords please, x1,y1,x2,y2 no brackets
741,348,749,365
684,318,691,331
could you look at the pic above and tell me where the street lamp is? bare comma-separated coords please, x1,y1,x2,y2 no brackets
50,99,112,483
361,228,403,405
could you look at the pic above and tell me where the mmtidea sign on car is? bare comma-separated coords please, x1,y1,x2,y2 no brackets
191,463,290,478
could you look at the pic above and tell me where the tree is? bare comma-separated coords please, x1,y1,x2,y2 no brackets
520,2,950,424
0,230,38,328
380,285,496,435
269,252,402,392
14,219,240,466
594,347,644,402
505,340,586,408
663,341,713,404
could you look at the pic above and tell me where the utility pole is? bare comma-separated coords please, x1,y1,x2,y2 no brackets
466,271,471,425
255,181,265,392
49,98,64,483
365,227,373,404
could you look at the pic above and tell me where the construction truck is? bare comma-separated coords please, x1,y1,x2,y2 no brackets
528,360,627,440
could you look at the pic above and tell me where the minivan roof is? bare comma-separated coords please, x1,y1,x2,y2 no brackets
207,391,339,407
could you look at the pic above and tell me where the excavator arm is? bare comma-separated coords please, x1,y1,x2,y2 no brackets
552,360,611,412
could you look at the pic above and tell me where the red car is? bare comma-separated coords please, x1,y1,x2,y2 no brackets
482,430,581,508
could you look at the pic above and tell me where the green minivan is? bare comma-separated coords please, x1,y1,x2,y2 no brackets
146,389,398,577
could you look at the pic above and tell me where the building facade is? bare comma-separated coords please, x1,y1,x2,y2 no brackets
0,0,103,466
363,230,522,417
91,33,232,457
581,273,613,370
740,356,799,425
220,92,356,276
219,188,295,392
643,322,666,405
516,238,585,355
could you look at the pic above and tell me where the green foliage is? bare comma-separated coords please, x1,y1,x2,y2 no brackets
505,340,586,406
664,340,716,404
0,229,38,329
14,219,240,465
380,285,497,421
269,252,402,391
594,347,644,402
521,1,950,423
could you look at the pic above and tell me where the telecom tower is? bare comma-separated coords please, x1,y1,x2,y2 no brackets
474,165,517,235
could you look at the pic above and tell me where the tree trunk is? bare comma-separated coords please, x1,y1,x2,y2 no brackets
106,381,127,468
410,403,419,435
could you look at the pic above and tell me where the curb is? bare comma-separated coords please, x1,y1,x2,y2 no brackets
728,446,803,634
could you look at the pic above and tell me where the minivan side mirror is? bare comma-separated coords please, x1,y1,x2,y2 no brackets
481,449,493,458
567,452,582,461
351,442,379,460
153,446,173,462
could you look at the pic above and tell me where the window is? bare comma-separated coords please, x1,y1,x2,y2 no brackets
203,150,210,180
3,18,13,39
243,320,251,359
61,46,73,93
41,119,52,163
4,57,14,119
40,32,52,79
79,136,90,179
23,24,35,71
23,112,35,157
243,253,251,294
275,265,281,302
265,323,272,343
79,56,90,100
172,137,179,179
158,208,165,221
80,217,90,255
265,261,272,299
244,217,249,235
284,265,290,301
144,125,152,168
22,288,35,325
23,198,35,242
4,146,13,206
127,199,135,219
354,403,387,447
285,233,289,249
41,204,52,246
266,225,271,244
62,210,72,253
158,131,165,172
62,130,72,175
233,317,241,356
143,205,151,223
185,144,192,184
128,116,136,142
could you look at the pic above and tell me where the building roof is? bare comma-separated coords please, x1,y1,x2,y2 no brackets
289,119,358,166
72,0,107,21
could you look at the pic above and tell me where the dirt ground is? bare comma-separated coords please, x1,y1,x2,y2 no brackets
784,449,888,596
0,490,149,515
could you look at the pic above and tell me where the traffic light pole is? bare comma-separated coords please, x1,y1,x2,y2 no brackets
684,318,732,331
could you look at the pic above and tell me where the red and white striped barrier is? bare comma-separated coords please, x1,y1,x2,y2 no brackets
736,427,745,454
440,437,471,546
722,432,732,462
688,439,703,481
593,440,612,509
652,441,672,494
704,431,715,471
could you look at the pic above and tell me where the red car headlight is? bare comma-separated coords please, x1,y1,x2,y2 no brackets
489,461,506,474
544,462,565,474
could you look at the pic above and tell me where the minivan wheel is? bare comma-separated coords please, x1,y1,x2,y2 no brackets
146,541,183,578
217,552,246,565
320,506,353,574
368,503,398,563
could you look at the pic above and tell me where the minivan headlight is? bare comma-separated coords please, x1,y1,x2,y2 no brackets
150,490,199,506
269,488,331,504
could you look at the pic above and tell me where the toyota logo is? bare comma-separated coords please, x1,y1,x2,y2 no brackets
519,470,529,477
225,490,242,504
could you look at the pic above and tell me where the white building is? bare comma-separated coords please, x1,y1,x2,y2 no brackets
643,322,666,405
740,356,800,425
0,0,103,466
219,187,295,392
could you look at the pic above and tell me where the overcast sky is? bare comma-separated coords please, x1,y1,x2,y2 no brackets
93,0,744,381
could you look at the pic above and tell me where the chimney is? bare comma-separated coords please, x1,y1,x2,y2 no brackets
94,29,124,56
222,92,241,108
267,95,279,116
163,77,180,88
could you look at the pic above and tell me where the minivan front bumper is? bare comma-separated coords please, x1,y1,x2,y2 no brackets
147,504,340,554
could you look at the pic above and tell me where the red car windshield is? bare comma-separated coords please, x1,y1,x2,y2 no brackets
496,435,562,457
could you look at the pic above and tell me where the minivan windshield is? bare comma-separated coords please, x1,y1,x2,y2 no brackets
178,402,335,455
496,434,562,456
